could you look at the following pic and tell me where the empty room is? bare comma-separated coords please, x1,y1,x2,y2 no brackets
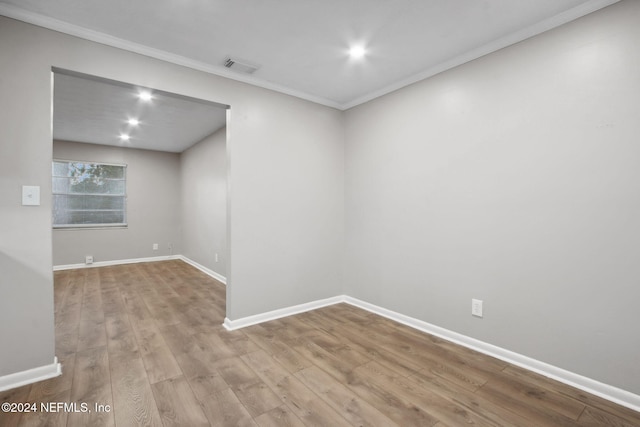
1,0,639,426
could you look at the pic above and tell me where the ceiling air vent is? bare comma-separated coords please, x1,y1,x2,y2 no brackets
223,57,259,74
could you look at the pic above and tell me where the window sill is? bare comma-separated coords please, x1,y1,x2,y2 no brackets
53,224,128,231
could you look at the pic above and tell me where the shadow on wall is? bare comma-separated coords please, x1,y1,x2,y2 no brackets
0,251,53,377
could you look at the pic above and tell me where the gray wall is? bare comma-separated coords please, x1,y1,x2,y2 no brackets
3,1,637,398
52,140,182,265
180,127,227,277
0,16,344,378
344,1,640,394
228,95,345,319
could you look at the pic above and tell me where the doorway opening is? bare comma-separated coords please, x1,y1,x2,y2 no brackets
51,67,230,300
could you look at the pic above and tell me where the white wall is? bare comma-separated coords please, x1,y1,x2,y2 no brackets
0,16,344,378
344,0,640,395
180,127,227,277
52,140,182,265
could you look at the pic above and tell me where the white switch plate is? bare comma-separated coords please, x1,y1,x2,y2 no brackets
22,185,40,206
472,299,483,318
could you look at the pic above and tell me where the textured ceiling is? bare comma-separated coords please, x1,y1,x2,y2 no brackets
0,0,619,109
53,72,227,153
4,0,618,152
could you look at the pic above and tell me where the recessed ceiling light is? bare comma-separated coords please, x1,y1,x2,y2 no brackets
138,91,153,102
349,45,366,60
128,118,140,126
119,133,130,141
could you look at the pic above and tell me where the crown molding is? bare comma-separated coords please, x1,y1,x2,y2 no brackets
341,0,621,110
0,0,620,111
0,3,342,110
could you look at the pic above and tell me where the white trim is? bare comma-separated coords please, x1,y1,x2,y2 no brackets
0,0,619,111
341,0,621,109
53,157,127,168
0,3,341,110
48,255,640,411
223,295,345,331
223,294,640,412
49,250,640,411
53,255,228,285
0,357,61,392
177,255,226,285
53,255,180,271
342,296,640,413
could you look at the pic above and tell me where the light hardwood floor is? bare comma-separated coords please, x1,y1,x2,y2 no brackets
1,260,639,426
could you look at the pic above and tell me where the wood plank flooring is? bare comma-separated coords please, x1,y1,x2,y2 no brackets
1,260,639,426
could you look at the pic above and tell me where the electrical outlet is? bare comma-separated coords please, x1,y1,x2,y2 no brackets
85,255,94,265
215,253,219,262
153,243,159,250
472,299,483,318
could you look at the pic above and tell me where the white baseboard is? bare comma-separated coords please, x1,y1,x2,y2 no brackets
223,295,345,331
0,357,61,392
53,255,181,271
177,255,227,285
48,253,640,412
53,255,228,286
342,296,640,413
224,294,640,413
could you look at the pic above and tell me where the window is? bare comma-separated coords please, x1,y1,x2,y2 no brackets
52,160,127,228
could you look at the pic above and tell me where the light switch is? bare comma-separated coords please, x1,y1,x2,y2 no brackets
22,185,40,206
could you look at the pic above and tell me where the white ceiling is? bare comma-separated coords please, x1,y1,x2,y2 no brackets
53,72,227,153
0,0,619,110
